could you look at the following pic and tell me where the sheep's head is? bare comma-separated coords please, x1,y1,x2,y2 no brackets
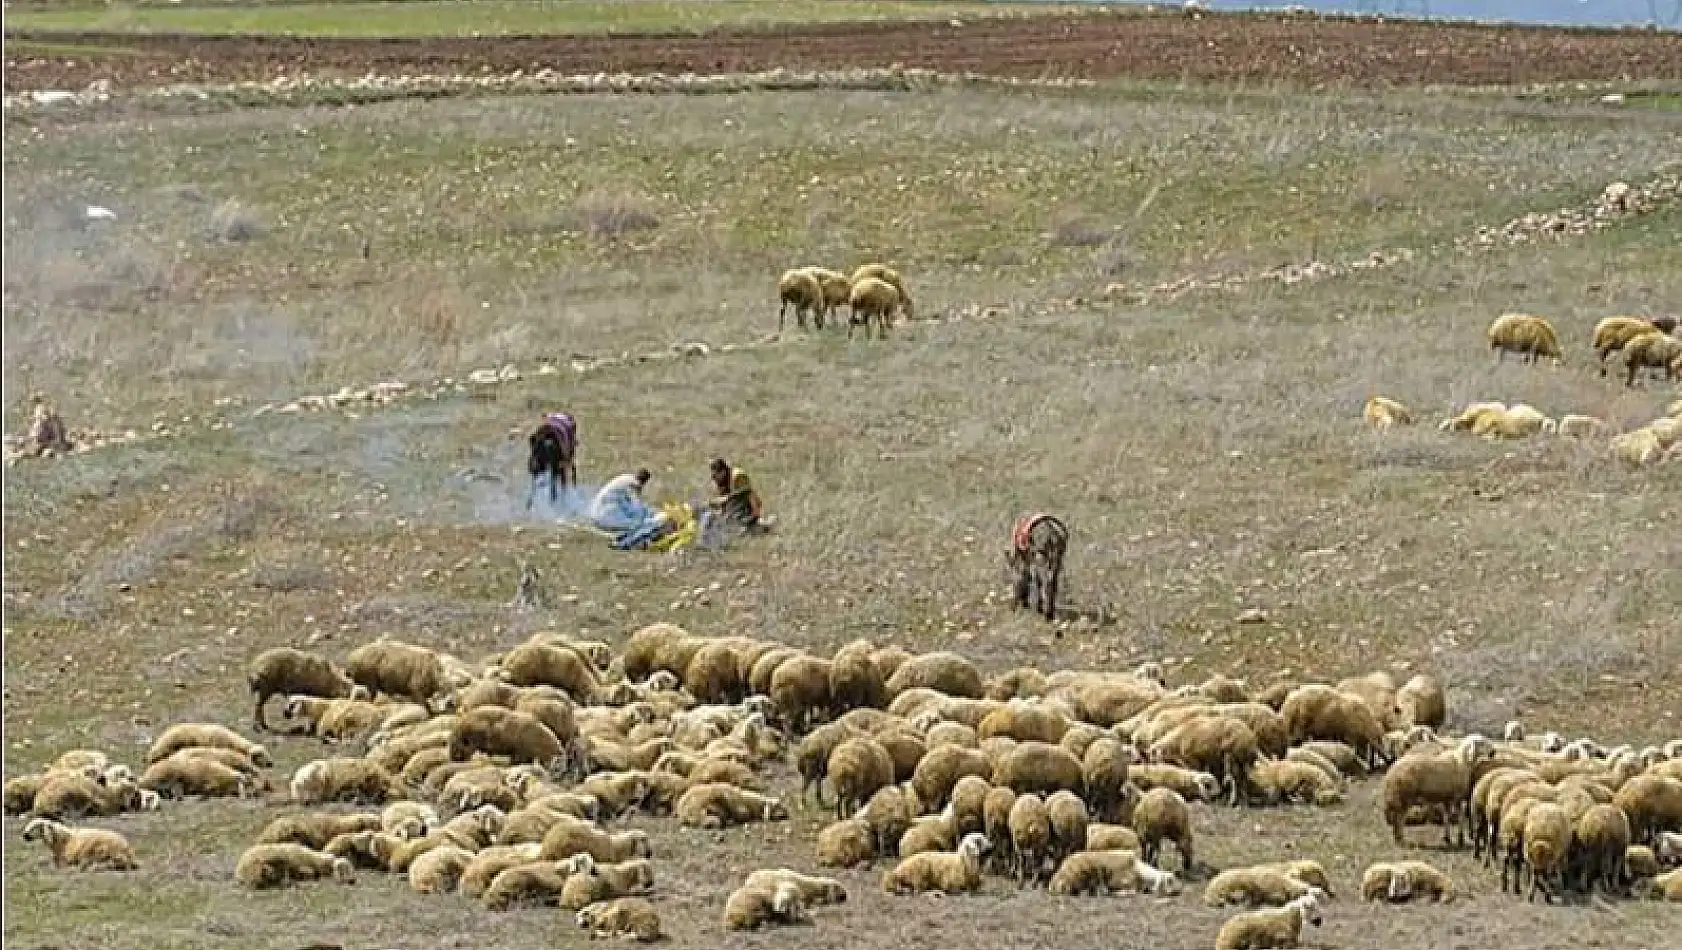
1503,721,1525,742
20,818,57,842
1457,735,1496,766
558,852,596,876
1194,773,1223,802
473,804,508,836
1385,870,1413,903
957,832,992,859
643,670,680,692
741,695,775,720
1291,891,1324,925
248,744,274,769
331,857,357,884
771,881,805,920
1539,732,1565,753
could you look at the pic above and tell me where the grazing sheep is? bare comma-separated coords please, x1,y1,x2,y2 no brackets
1280,685,1389,769
139,756,257,800
1523,802,1574,903
769,654,833,734
1081,738,1134,823
234,844,355,889
1574,804,1632,896
817,817,878,868
886,652,985,700
145,723,271,768
1623,330,1682,387
256,812,383,850
576,897,663,942
539,816,650,864
1556,413,1609,438
800,266,853,325
882,831,991,895
847,276,903,339
1048,849,1181,897
1214,892,1323,950
950,774,991,839
1248,758,1343,807
1487,313,1564,365
1133,787,1194,874
20,818,137,870
850,262,907,300
993,741,1085,797
675,782,788,828
1203,865,1322,907
345,638,447,706
246,647,364,731
289,757,405,805
860,785,917,857
910,744,993,811
1381,735,1494,846
778,268,826,331
828,638,889,714
1393,674,1446,729
1363,859,1454,903
1148,716,1259,807
827,737,896,820
723,879,806,930
1593,316,1664,375
409,843,475,894
448,705,567,773
1363,396,1415,429
1045,789,1090,867
794,722,860,805
1008,792,1053,885
1614,774,1682,844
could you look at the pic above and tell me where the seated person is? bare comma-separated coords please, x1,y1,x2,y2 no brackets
586,468,654,533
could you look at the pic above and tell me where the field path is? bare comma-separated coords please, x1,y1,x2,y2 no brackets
8,12,1682,92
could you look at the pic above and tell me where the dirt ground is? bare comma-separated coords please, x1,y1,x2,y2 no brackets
8,11,1682,93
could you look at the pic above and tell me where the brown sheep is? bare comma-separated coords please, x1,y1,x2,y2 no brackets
881,832,990,895
1614,774,1682,844
234,844,355,889
29,774,145,820
345,638,447,705
1487,313,1564,366
447,705,566,772
1134,787,1194,874
829,638,888,713
992,741,1085,797
826,737,896,820
1008,792,1053,884
256,812,383,850
674,783,788,828
778,268,826,332
560,858,655,911
139,756,258,800
288,757,405,805
246,647,364,731
1623,330,1682,387
539,816,650,864
1045,789,1089,866
500,640,602,702
885,652,984,699
1574,803,1632,896
846,276,903,340
575,896,664,942
144,723,271,768
1279,685,1389,769
724,878,806,930
21,818,138,870
769,654,833,733
1147,716,1259,807
1593,316,1664,375
860,785,917,858
910,743,993,810
816,817,878,868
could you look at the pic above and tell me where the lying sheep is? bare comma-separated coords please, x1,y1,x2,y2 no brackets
539,815,650,864
21,818,137,870
1611,425,1667,466
381,801,439,840
1129,763,1222,803
1248,758,1343,807
30,773,147,819
323,829,401,871
1048,849,1181,897
256,812,383,850
817,817,877,868
1214,892,1323,950
289,757,405,805
882,831,990,895
576,897,663,942
448,705,567,773
139,756,258,800
744,867,848,907
674,782,787,828
1362,860,1454,902
1204,865,1323,907
1623,330,1682,387
481,858,580,910
1363,396,1415,430
1086,822,1142,853
409,843,475,894
1487,313,1564,366
246,647,365,731
234,843,355,889
1134,787,1194,874
145,723,271,768
1439,401,1508,433
1473,404,1557,440
778,268,826,332
1642,867,1682,901
558,857,654,910
723,879,806,930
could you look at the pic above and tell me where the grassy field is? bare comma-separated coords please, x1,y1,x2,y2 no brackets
1,0,1093,36
4,77,1681,949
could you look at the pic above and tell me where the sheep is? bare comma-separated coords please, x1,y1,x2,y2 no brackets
409,843,475,894
247,647,365,731
500,640,602,703
850,262,907,301
1380,735,1494,846
1643,867,1682,901
256,812,383,850
234,843,356,889
1081,738,1134,823
345,638,447,705
817,817,878,868
873,729,927,784
950,774,992,839
1148,716,1259,807
827,736,896,820
1623,330,1682,387
794,722,859,804
910,744,993,810
1593,316,1664,374
882,831,990,895
860,785,917,857
282,695,386,743
323,829,402,871
800,266,853,326
982,785,1019,872
539,815,650,864
769,654,833,733
380,801,439,840
574,771,652,819
1048,849,1182,897
144,723,271,768
1556,413,1609,438
847,276,910,338
978,703,1072,745
1440,400,1511,435
1214,892,1323,950
447,705,566,773
1473,403,1557,439
1008,792,1053,884
1487,313,1564,365
1656,830,1682,866
576,897,663,942
1393,674,1446,729
481,859,578,910
289,757,405,805
1045,790,1089,867
560,858,655,910
1614,774,1682,844
1203,865,1323,907
687,757,765,792
1283,747,1342,783
1134,787,1194,874
992,741,1084,797
139,756,257,800
1365,859,1454,903
1363,396,1415,430
723,879,806,930
1129,763,1222,803
1523,802,1574,903
887,652,985,700
1574,803,1632,896
986,666,1050,701
1279,685,1388,768
1612,426,1666,466
829,638,888,713
390,805,509,872
1248,758,1343,807
20,818,137,871
165,745,262,776
778,268,826,331
744,867,848,907
925,720,980,749
675,782,788,828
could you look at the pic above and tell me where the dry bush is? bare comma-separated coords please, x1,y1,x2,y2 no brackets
559,191,661,239
1045,211,1116,249
208,199,267,243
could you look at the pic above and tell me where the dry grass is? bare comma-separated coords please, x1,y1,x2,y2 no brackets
3,78,1681,950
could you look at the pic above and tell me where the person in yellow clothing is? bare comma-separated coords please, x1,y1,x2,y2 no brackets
706,457,770,537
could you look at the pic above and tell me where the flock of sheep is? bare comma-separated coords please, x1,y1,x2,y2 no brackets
1363,312,1682,465
777,262,914,339
7,626,1682,947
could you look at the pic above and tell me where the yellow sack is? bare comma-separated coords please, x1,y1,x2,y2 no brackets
649,502,698,553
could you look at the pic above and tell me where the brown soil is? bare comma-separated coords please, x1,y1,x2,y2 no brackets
7,12,1682,93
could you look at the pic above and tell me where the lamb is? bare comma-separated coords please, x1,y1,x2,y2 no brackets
817,817,878,867
576,897,664,942
1487,313,1564,365
1214,892,1324,950
345,638,447,705
1363,396,1415,430
1613,774,1682,844
145,723,271,768
778,268,826,331
886,652,984,699
256,812,384,850
448,705,567,773
1623,330,1682,387
882,831,990,895
1048,849,1182,897
827,736,896,819
674,782,788,828
1008,792,1053,884
1523,802,1574,903
289,757,405,805
246,647,364,731
768,654,833,733
409,843,475,894
1249,758,1344,807
1380,735,1494,846
1393,674,1446,729
539,815,651,864
234,843,356,889
139,755,258,800
1203,865,1323,907
1573,803,1632,896
1362,860,1454,903
20,818,137,870
1133,787,1194,873
723,879,806,930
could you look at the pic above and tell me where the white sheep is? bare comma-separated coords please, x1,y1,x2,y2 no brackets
21,818,137,870
1214,891,1323,950
1362,396,1414,430
881,831,990,895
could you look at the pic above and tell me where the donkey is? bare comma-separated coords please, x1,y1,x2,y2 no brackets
1007,513,1069,622
526,412,578,510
